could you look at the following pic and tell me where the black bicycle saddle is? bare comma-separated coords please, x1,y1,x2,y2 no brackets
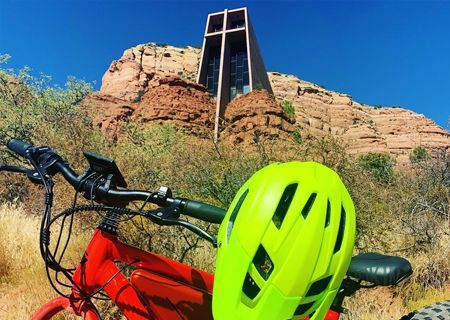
347,252,413,286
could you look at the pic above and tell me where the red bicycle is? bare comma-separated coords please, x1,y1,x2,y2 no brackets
2,138,448,320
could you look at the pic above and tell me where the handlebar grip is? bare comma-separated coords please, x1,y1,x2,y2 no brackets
182,200,226,224
6,138,32,158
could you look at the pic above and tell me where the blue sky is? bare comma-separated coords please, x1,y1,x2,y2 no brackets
0,0,449,128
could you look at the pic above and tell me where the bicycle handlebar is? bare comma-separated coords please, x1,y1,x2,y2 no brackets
6,138,32,158
183,199,225,224
5,138,227,224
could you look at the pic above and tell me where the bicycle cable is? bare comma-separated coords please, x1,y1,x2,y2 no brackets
54,171,96,261
43,205,141,301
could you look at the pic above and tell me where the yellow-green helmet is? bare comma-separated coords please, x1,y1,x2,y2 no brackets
212,161,356,320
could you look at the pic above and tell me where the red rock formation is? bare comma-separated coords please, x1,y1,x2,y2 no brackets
89,75,215,140
91,43,449,165
268,72,449,164
221,89,295,143
100,43,200,101
86,94,135,140
132,76,215,136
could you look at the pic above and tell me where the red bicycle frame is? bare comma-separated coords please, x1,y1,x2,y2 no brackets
32,228,341,320
32,228,215,320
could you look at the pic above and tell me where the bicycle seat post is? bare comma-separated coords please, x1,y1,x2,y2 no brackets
330,278,361,314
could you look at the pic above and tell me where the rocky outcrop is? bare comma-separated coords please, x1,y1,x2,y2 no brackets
89,74,215,140
221,89,295,143
131,75,215,136
268,72,449,164
92,43,449,164
100,43,200,101
86,94,135,140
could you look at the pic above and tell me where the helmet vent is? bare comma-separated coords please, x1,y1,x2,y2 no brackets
325,199,331,227
306,275,332,296
301,193,317,218
272,183,298,229
227,189,249,242
294,301,315,316
333,205,346,253
242,272,261,299
253,245,274,280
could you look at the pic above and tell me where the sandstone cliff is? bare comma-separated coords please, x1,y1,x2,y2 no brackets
268,72,449,164
91,43,449,164
89,75,215,141
100,43,200,101
221,89,295,143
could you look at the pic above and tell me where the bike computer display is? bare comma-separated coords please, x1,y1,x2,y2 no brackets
83,151,127,188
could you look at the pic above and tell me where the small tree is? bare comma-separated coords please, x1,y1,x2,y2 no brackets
0,56,104,158
410,146,430,164
358,153,395,184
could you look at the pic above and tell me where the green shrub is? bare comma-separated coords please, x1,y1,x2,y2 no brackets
410,146,430,164
132,89,145,103
0,56,106,198
281,99,295,118
292,126,303,144
358,153,395,184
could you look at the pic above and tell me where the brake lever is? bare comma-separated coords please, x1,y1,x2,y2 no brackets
144,206,217,247
149,204,181,222
0,165,28,174
25,169,44,184
0,165,44,185
176,219,217,247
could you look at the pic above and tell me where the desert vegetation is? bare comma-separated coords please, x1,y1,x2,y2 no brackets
0,58,449,319
281,98,295,118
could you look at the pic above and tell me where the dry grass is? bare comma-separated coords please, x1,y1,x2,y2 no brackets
344,221,450,319
0,203,55,318
0,203,92,319
344,286,408,320
344,268,450,320
344,284,450,320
